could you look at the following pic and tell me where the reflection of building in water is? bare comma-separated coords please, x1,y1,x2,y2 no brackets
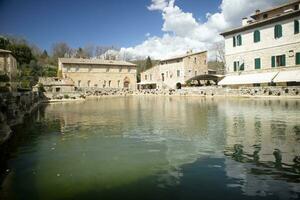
222,99,300,165
225,158,300,199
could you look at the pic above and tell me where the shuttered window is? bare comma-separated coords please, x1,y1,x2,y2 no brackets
233,36,236,47
274,24,282,39
254,30,260,43
296,52,300,65
236,35,242,46
255,58,261,69
239,63,245,71
295,20,299,34
272,55,286,67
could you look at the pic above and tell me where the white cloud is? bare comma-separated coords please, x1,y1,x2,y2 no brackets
120,0,288,60
147,0,170,11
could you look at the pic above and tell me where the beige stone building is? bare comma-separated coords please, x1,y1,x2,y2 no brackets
219,0,300,87
58,58,137,90
0,49,18,91
36,77,75,93
139,51,208,89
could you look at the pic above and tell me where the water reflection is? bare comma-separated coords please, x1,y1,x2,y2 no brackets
0,97,299,199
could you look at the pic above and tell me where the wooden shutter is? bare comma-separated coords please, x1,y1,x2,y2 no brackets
233,36,236,47
234,62,237,71
295,20,299,34
296,53,300,65
271,56,276,67
255,58,261,69
282,55,286,66
254,30,260,43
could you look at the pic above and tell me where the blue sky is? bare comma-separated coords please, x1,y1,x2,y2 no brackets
0,0,222,51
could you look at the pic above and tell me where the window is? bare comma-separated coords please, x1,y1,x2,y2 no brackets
128,67,131,72
274,24,282,39
239,63,245,71
194,58,197,63
145,75,147,80
233,35,242,47
78,80,81,87
87,80,91,87
233,36,236,47
161,73,165,82
255,58,261,69
236,35,242,46
150,74,152,81
177,70,180,77
119,68,122,72
103,81,106,88
88,67,92,72
233,61,239,72
76,66,79,72
296,52,300,65
166,71,169,78
272,55,286,67
106,68,110,72
254,30,260,43
118,80,120,87
108,80,111,87
295,20,299,34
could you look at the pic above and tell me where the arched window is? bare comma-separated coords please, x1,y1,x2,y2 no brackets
274,24,282,39
254,30,260,43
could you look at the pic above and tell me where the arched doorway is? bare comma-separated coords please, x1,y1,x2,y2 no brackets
176,82,182,89
123,77,130,88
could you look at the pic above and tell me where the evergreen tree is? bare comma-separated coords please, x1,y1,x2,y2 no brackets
145,56,152,71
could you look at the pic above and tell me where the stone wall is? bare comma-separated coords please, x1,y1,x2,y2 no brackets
0,92,41,145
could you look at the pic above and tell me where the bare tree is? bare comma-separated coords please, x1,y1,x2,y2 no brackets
83,44,95,58
214,41,225,64
51,42,72,58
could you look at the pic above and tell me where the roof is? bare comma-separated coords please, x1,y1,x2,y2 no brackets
250,0,300,19
59,58,136,67
218,72,278,85
0,49,12,53
221,10,300,36
160,51,207,62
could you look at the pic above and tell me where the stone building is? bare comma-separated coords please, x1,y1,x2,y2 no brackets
219,0,300,87
36,77,75,93
0,49,18,91
58,58,137,90
139,51,208,89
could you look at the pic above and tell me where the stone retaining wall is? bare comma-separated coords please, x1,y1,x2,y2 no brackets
0,91,40,144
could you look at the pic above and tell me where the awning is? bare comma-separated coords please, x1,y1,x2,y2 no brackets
187,74,225,82
273,70,300,83
218,72,278,86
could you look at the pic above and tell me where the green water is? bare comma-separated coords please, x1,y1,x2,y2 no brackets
0,96,300,200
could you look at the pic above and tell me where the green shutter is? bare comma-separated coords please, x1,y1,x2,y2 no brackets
295,20,299,34
233,36,236,47
274,25,282,38
255,58,261,69
296,53,300,65
238,35,242,45
234,62,237,71
282,55,286,66
272,56,276,67
240,63,245,71
254,30,260,43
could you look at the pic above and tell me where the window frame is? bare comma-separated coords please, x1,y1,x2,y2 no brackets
254,58,261,69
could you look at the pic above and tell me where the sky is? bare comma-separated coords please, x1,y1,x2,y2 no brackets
0,0,289,60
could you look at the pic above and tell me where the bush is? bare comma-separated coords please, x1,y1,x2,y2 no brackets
63,94,69,99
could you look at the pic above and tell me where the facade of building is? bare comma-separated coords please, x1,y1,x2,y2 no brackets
139,51,208,89
0,49,18,91
36,77,75,93
58,58,137,90
219,0,300,87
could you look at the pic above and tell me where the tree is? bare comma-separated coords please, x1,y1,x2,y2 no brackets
8,43,34,65
75,47,87,58
145,56,153,71
51,42,71,59
0,36,10,49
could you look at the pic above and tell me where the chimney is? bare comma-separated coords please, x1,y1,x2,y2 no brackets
242,17,248,26
256,9,260,14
